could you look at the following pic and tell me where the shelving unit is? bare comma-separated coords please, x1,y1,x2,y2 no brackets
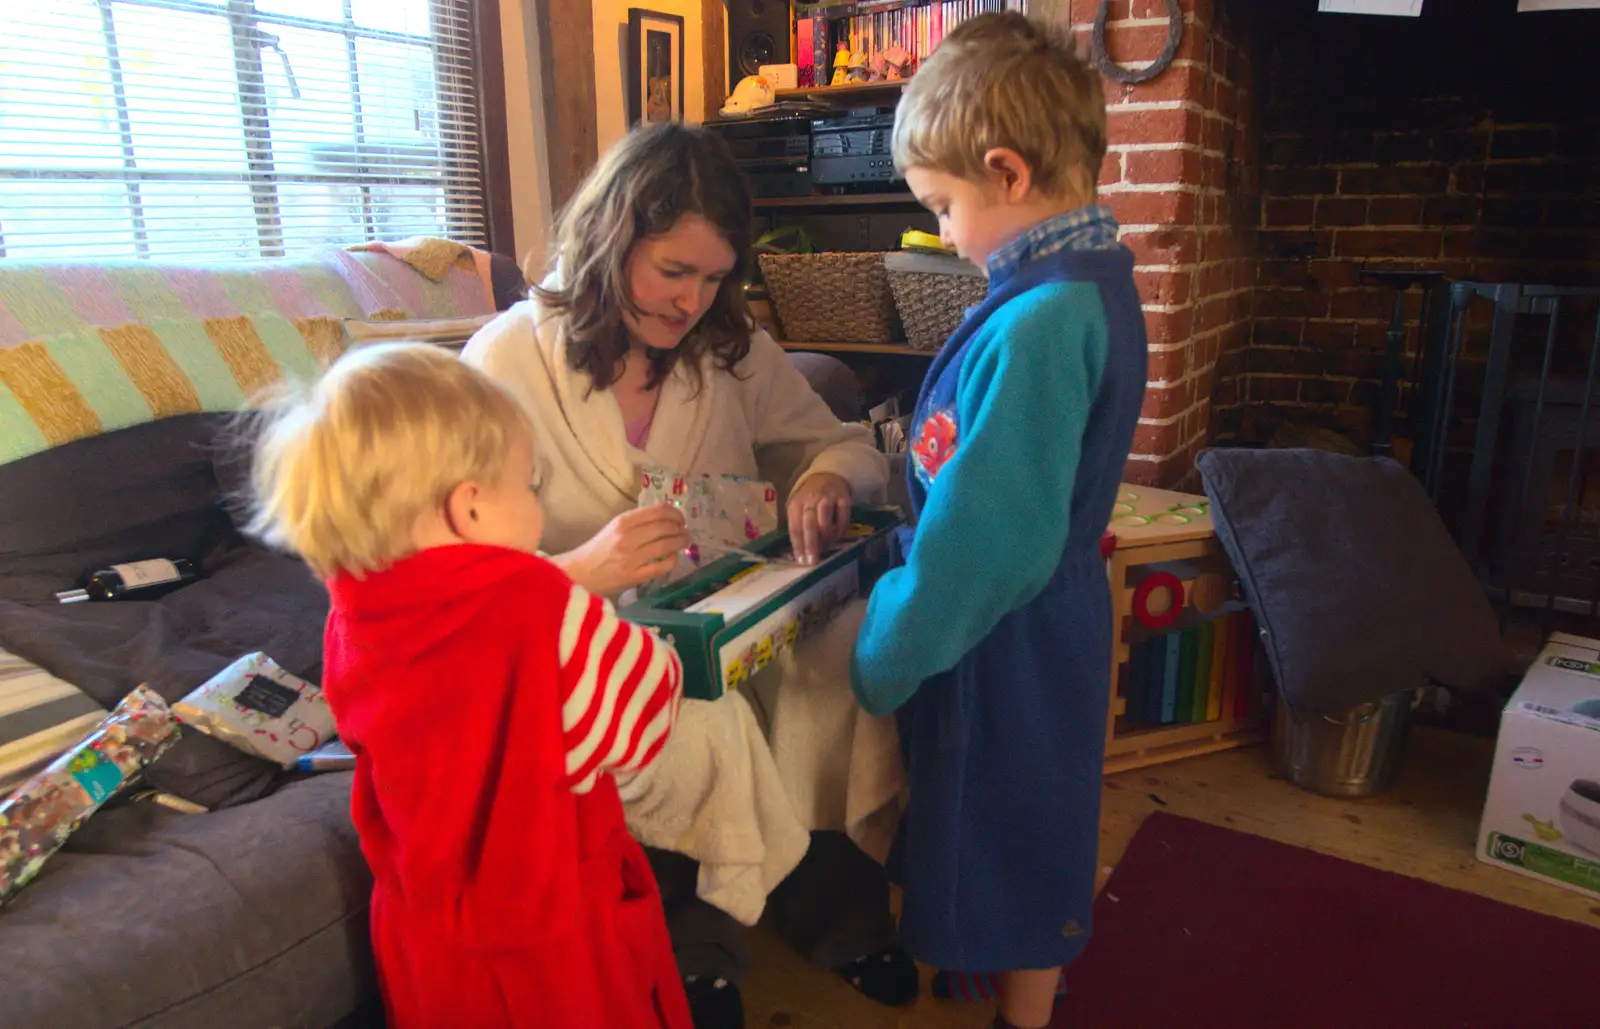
1101,486,1270,774
753,193,920,209
740,48,935,393
790,0,1028,106
774,79,906,103
797,0,932,18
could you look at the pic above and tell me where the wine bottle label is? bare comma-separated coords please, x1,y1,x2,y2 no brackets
110,559,181,589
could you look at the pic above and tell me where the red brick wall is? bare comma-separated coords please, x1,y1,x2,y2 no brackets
1045,0,1258,489
1221,6,1600,448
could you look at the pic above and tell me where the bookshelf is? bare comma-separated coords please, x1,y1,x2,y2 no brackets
798,0,933,15
792,2,1027,102
774,80,906,102
753,192,920,209
1101,486,1271,774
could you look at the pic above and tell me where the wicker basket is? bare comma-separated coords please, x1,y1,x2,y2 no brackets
884,251,989,351
758,252,900,344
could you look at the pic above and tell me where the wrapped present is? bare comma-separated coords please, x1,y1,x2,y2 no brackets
173,653,335,767
0,685,179,901
638,466,779,586
618,506,902,700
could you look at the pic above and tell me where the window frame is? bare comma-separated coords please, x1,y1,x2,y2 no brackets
468,0,512,259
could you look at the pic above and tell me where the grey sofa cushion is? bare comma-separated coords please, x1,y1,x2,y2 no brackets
1197,448,1506,716
0,414,238,606
0,772,373,1029
0,419,328,809
489,251,529,311
0,546,325,809
787,351,862,422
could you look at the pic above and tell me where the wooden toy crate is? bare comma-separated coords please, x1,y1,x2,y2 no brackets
1101,485,1271,774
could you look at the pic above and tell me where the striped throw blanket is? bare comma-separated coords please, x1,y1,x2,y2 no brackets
0,248,496,466
0,650,106,794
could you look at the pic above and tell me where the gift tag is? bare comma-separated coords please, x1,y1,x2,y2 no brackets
638,466,780,585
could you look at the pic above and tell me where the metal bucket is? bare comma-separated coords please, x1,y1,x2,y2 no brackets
1271,690,1414,797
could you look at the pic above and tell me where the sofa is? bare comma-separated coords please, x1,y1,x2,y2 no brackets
0,249,866,1029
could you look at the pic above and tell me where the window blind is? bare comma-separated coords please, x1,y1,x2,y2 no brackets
0,0,486,262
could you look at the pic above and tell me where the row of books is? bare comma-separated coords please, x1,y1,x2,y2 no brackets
1124,612,1261,726
797,1,1031,88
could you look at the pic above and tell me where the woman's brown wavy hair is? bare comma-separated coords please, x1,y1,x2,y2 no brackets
533,122,754,392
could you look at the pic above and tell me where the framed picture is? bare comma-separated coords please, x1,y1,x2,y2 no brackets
627,9,685,126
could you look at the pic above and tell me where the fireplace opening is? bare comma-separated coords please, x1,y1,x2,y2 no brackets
1411,286,1600,618
1191,2,1600,628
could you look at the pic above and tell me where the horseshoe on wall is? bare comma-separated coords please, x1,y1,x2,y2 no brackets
1093,0,1185,85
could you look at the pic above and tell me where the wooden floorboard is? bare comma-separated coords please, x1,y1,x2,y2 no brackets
741,729,1600,1028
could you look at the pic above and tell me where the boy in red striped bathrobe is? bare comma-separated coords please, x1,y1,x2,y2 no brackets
247,343,691,1029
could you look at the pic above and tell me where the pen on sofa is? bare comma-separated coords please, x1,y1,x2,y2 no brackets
296,742,356,772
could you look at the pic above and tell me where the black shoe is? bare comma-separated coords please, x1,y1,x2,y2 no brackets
684,975,743,1029
833,946,920,1007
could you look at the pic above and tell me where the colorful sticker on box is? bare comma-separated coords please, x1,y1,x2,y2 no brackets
1487,831,1600,894
1547,655,1600,679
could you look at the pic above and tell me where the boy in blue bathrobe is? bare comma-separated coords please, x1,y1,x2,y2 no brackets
851,13,1149,1029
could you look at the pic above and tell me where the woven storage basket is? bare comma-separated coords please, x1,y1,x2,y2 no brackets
758,252,899,344
884,251,989,351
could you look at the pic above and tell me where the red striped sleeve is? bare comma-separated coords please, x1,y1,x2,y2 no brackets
556,582,683,793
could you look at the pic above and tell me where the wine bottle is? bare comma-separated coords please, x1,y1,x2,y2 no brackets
56,559,199,604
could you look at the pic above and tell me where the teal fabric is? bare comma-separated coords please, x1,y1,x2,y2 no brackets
852,281,1109,716
846,234,1147,972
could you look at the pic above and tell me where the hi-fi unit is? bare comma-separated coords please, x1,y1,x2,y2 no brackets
810,108,901,188
704,111,814,198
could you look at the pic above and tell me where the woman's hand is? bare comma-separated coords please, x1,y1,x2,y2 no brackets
787,472,853,565
554,503,692,596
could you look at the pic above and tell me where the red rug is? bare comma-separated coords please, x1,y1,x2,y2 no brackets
1056,811,1598,1029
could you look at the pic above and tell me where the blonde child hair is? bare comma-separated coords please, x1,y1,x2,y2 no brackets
247,342,533,580
891,12,1107,202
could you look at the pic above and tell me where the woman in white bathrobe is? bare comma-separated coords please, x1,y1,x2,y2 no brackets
462,123,915,1029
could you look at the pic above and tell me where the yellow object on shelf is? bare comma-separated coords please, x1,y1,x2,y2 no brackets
899,228,951,255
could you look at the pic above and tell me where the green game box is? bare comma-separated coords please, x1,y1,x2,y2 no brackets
617,506,903,700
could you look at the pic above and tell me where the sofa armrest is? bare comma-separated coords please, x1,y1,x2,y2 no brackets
490,251,528,311
786,351,862,423
786,351,916,515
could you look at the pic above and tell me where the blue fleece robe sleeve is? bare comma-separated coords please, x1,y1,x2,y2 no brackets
851,282,1111,716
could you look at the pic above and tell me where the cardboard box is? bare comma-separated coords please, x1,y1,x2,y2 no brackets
759,63,799,91
1477,633,1600,899
618,507,902,700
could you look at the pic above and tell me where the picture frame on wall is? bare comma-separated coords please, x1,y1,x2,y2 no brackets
627,9,685,126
